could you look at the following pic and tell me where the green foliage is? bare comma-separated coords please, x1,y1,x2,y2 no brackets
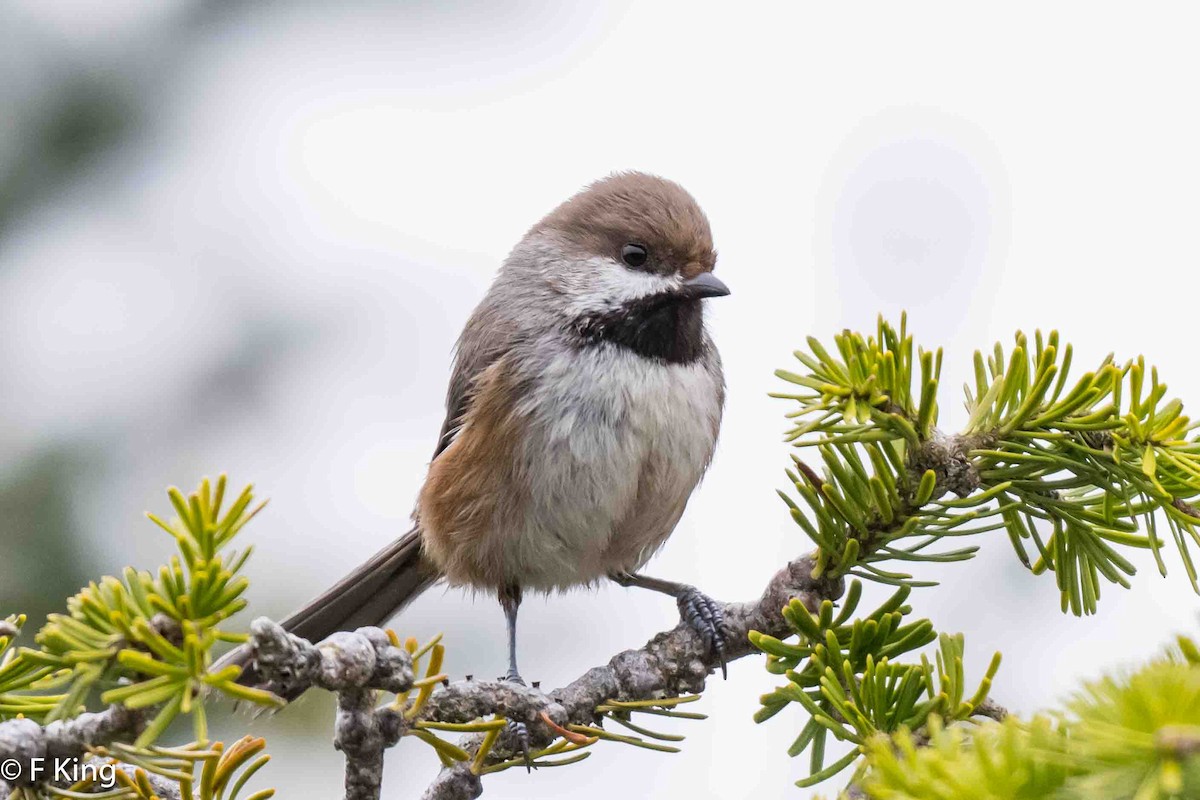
8,477,282,744
777,443,1001,588
773,316,1015,589
2,477,280,799
83,736,275,800
775,315,1200,611
859,715,1075,799
589,695,707,754
966,337,1200,614
1063,657,1200,799
1,614,63,718
751,579,999,788
764,315,1200,796
775,314,940,447
858,633,1200,800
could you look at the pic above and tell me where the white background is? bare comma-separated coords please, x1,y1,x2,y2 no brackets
2,2,1199,797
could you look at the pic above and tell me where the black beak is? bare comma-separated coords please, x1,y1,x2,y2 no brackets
680,272,731,300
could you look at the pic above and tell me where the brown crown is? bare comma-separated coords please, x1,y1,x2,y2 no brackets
533,172,717,278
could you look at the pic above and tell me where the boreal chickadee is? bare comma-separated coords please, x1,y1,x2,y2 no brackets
221,172,731,715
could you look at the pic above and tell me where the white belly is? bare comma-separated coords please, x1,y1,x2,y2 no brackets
503,343,723,590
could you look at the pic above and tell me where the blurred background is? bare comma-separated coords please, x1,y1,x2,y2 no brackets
2,1,1199,797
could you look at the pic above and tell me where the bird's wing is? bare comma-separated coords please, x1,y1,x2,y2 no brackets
431,303,520,460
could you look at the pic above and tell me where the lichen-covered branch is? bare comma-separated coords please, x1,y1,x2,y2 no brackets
419,763,481,800
243,536,1012,800
247,619,416,800
0,705,144,790
247,553,844,800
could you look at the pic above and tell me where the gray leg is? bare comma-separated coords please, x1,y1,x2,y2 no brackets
498,585,531,767
611,571,728,678
499,584,523,683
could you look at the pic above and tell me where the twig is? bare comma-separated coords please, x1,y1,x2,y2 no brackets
0,705,144,789
243,553,842,799
247,620,415,800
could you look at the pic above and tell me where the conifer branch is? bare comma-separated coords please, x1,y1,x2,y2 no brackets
243,553,843,800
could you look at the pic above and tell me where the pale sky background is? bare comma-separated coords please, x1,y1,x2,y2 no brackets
2,2,1200,798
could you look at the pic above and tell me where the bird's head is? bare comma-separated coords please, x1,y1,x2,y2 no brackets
506,172,728,364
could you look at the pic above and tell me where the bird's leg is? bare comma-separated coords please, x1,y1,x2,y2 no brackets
500,584,525,683
498,584,531,767
610,571,728,678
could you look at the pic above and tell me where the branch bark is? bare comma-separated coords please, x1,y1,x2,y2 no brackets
247,554,844,800
0,705,143,791
247,620,416,800
1,547,1000,800
247,546,1009,800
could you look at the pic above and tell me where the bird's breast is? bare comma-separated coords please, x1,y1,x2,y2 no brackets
508,342,723,589
418,339,723,593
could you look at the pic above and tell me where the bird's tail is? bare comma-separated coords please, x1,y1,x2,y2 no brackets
216,526,436,693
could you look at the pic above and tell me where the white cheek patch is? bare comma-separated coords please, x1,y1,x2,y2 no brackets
563,257,681,318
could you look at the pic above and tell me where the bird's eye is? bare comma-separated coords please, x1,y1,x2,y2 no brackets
621,243,649,268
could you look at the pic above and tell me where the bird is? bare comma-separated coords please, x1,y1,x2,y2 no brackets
221,172,731,720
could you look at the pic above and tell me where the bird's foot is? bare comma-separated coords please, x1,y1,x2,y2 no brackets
501,670,533,770
676,586,728,679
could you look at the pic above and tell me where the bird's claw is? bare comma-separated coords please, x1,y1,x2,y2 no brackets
504,719,532,770
677,586,728,679
502,671,533,770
